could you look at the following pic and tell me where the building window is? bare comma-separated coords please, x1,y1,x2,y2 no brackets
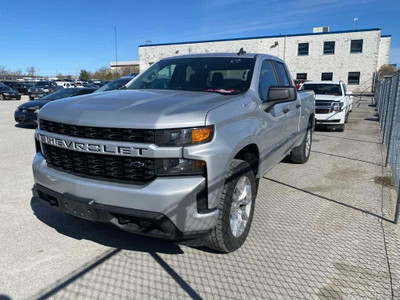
321,72,333,81
350,40,363,53
298,43,309,56
323,41,335,54
348,72,360,85
296,73,307,80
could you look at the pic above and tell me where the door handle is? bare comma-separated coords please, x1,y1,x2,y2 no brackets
283,108,290,114
296,104,301,109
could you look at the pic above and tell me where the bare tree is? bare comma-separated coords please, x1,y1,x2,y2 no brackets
378,64,397,79
26,66,37,76
0,66,7,76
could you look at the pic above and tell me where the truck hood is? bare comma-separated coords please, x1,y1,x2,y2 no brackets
38,89,240,129
315,94,344,101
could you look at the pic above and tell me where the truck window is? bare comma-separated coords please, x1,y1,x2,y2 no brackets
258,60,278,101
127,57,255,94
274,62,291,86
302,84,343,96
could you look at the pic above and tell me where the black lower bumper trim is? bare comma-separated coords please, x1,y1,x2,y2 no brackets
35,184,212,242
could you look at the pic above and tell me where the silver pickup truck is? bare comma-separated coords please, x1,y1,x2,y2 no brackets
33,53,315,252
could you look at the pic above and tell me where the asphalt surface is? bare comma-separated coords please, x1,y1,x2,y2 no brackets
0,95,399,299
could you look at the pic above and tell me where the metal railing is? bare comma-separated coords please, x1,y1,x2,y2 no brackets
374,71,400,222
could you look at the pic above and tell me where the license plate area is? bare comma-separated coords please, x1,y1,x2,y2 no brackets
62,196,97,221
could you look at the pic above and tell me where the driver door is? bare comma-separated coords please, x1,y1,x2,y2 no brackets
258,60,290,175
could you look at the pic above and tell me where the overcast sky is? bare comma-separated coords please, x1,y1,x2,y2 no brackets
0,0,398,76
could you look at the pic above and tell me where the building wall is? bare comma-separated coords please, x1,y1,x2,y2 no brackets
377,36,391,71
138,29,391,91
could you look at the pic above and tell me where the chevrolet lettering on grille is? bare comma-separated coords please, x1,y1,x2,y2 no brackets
37,133,148,157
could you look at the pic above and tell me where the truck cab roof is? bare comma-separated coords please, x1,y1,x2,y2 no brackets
304,81,342,85
160,52,284,63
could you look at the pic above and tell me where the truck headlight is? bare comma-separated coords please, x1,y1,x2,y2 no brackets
155,158,206,176
332,102,344,112
155,126,213,146
43,89,49,93
29,106,41,113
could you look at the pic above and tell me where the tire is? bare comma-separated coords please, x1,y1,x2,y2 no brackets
290,127,312,164
345,112,349,123
29,96,33,100
336,124,345,132
0,95,3,101
207,159,256,253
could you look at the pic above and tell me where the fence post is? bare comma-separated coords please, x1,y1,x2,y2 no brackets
385,74,399,166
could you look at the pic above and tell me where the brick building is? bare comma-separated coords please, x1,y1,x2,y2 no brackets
138,27,391,91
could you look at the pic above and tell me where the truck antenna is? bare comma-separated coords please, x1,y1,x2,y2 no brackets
237,48,246,55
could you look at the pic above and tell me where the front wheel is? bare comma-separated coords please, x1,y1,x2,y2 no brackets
207,159,256,253
290,127,312,164
336,124,345,132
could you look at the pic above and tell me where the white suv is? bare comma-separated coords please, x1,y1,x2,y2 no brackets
301,81,352,132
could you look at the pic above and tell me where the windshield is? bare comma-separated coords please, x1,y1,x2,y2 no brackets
0,86,12,91
41,88,79,100
94,77,132,93
126,57,255,94
34,81,50,87
301,84,342,96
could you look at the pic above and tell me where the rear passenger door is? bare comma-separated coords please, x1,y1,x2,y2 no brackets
273,61,301,147
258,60,290,174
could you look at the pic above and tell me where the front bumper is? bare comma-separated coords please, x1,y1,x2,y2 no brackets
2,94,21,100
14,111,38,124
315,110,346,125
29,93,46,99
33,153,218,240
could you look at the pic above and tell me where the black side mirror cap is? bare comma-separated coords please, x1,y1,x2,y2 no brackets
263,86,297,112
267,86,297,102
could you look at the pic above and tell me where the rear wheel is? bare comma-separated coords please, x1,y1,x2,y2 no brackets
207,159,256,253
290,127,312,164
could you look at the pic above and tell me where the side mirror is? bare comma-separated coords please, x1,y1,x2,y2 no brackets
346,91,353,96
267,86,296,102
263,86,297,112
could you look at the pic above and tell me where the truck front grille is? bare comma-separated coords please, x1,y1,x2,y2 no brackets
316,108,331,114
40,119,155,143
42,144,155,184
316,100,334,114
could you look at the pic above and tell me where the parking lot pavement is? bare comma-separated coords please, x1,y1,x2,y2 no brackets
0,96,399,299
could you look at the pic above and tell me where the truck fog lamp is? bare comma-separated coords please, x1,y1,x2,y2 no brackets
155,158,206,175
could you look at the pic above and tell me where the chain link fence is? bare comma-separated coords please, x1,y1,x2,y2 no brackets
374,70,400,222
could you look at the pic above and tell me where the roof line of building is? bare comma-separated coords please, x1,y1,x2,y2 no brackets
381,35,391,38
138,28,383,48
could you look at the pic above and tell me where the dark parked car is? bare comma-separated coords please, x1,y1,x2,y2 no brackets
0,85,21,100
11,82,35,95
93,76,133,93
1,81,16,87
28,81,63,100
15,88,96,125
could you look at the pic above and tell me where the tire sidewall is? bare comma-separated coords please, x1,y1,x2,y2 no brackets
304,128,312,160
220,161,257,252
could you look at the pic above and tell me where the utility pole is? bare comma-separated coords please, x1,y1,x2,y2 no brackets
354,18,358,30
114,26,118,68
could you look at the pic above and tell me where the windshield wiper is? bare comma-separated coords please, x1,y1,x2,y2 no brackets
204,89,241,95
